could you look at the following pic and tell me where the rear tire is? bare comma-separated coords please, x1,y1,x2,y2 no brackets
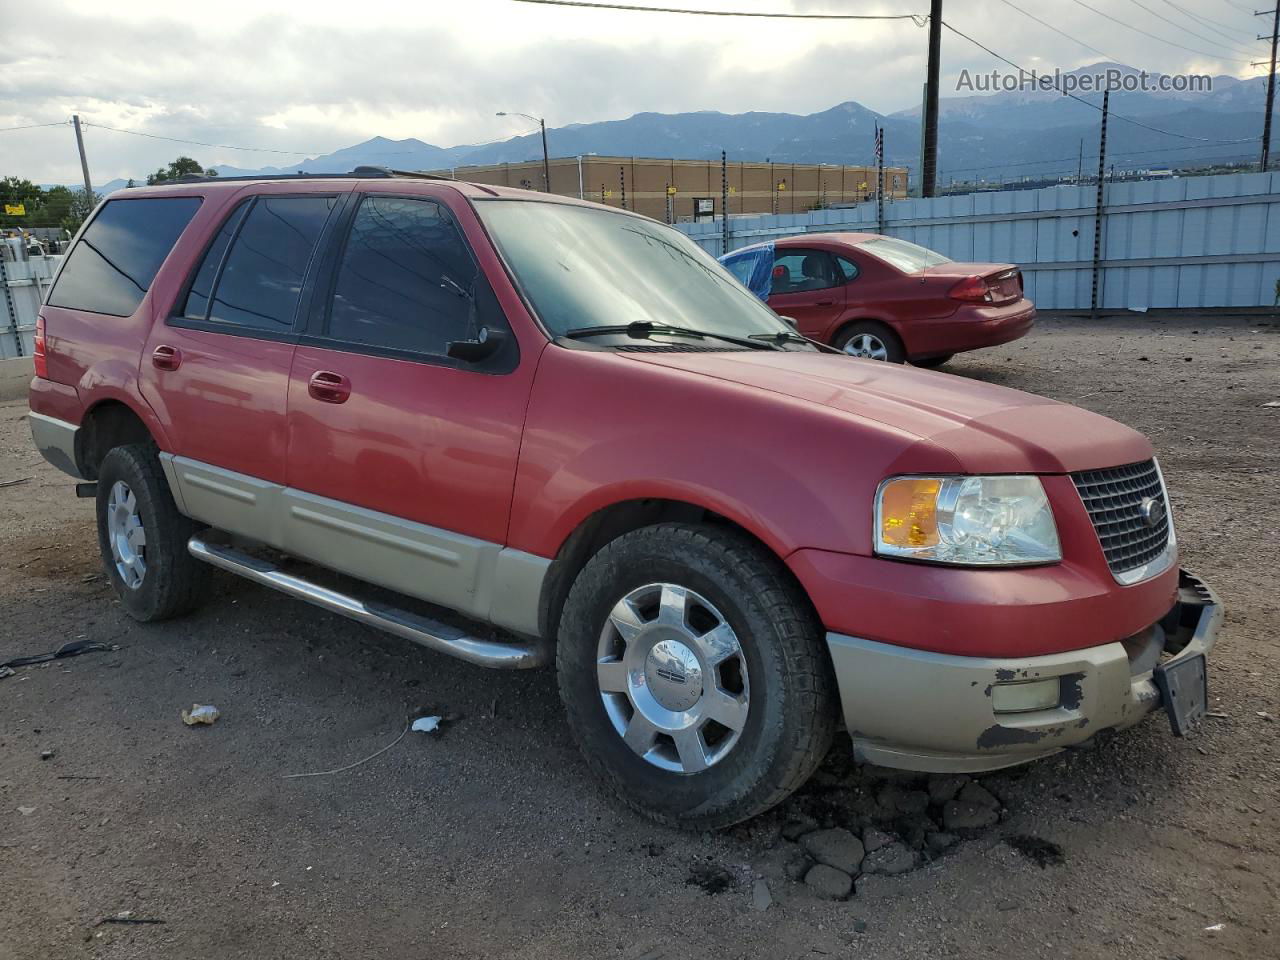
95,443,207,622
913,354,953,369
557,522,837,830
834,321,905,363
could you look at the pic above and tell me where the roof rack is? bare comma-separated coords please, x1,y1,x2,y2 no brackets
171,166,455,184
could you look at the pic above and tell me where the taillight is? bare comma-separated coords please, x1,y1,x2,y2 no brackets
33,313,48,379
949,275,992,303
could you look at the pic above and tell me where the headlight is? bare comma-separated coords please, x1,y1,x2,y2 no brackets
875,475,1061,566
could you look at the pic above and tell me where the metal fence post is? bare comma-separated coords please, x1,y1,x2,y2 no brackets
1091,89,1110,319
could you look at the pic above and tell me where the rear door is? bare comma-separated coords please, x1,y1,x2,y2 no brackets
280,187,534,618
140,187,345,535
765,247,846,338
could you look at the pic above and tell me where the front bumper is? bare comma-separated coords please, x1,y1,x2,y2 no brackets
828,570,1221,773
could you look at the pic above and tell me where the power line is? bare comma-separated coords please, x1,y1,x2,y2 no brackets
942,20,1259,144
510,0,925,20
1122,0,1264,58
1066,0,1257,62
82,122,318,157
994,0,1114,61
1158,0,1261,44
0,121,69,134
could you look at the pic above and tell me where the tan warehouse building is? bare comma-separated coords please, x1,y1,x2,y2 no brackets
428,156,909,223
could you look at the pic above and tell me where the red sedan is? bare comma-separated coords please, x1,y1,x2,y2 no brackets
721,233,1036,366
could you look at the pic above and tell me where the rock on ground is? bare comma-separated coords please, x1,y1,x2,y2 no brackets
751,878,773,911
943,799,1000,832
804,863,853,900
862,827,896,853
860,841,920,876
801,828,865,875
927,774,970,805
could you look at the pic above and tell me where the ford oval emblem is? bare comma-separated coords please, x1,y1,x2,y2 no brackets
1139,496,1166,528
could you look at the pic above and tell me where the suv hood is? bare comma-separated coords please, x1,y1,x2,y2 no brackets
626,350,1152,474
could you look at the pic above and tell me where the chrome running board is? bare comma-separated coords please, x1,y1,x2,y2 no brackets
188,535,551,669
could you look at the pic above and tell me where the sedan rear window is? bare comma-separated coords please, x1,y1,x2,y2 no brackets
48,197,202,317
856,236,950,274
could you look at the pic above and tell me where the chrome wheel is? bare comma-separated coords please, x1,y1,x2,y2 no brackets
842,332,888,360
596,583,750,774
106,480,147,589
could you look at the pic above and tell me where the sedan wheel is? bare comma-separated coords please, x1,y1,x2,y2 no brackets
842,332,889,361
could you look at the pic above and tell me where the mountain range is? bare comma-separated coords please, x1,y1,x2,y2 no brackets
99,63,1277,192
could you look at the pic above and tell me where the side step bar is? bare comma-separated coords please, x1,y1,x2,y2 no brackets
188,536,551,670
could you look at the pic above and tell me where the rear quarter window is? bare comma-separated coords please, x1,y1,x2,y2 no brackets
47,197,202,316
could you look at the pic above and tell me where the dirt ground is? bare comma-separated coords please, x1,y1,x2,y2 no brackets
1,312,1277,960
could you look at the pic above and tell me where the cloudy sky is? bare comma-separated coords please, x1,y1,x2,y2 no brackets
1,0,1270,183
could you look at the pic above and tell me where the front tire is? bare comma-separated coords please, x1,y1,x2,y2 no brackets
557,523,837,829
95,444,206,622
834,320,905,363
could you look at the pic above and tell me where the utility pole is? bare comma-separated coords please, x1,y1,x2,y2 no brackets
1090,90,1109,320
72,114,93,198
539,118,552,193
1259,3,1279,172
921,0,943,197
1077,138,1084,183
619,165,626,211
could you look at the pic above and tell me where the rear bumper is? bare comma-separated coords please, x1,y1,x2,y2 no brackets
28,410,85,480
827,570,1221,772
905,300,1036,359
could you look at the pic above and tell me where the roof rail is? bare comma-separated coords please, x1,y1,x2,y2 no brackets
167,167,453,185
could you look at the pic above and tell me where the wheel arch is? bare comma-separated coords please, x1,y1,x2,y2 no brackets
77,399,159,480
536,496,818,643
828,315,905,350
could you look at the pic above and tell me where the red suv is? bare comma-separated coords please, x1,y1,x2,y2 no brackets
28,171,1219,829
721,233,1036,366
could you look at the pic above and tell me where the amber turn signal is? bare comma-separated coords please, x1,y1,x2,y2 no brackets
877,477,941,549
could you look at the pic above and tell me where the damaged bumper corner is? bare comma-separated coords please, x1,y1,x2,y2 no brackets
828,570,1222,774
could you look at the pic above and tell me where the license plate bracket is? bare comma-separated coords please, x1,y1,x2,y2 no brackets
1154,654,1208,737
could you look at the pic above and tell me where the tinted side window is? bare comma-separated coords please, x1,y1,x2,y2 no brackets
771,249,838,294
181,201,250,320
327,196,478,356
837,256,860,282
48,197,202,316
206,196,336,332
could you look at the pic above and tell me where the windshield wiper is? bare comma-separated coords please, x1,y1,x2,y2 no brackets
748,330,840,352
563,321,780,351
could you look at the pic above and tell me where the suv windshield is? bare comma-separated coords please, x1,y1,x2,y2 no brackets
856,236,951,274
476,200,793,342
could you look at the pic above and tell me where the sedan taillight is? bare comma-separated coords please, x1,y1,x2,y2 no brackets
949,275,992,303
33,313,48,379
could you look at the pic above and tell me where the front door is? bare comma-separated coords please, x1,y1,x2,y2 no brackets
765,247,846,339
282,189,535,617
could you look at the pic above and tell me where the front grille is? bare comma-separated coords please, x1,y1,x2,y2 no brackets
1071,460,1171,578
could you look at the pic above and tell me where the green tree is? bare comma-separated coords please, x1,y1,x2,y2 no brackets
37,186,75,229
0,176,45,229
60,188,101,236
147,156,215,185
